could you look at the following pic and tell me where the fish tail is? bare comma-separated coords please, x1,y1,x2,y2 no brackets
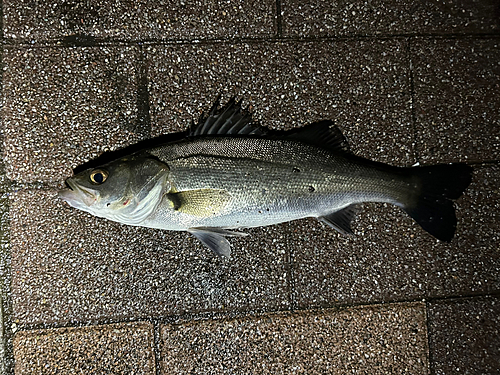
403,163,473,242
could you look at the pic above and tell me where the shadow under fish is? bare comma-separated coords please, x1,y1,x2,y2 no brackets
59,97,473,258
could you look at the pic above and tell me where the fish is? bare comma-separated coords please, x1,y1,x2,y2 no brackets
59,97,473,258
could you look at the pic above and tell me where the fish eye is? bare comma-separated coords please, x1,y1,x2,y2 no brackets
89,169,108,184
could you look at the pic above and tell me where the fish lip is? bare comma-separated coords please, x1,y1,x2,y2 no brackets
58,179,99,208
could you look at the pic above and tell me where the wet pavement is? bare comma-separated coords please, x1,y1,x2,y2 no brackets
1,1,499,374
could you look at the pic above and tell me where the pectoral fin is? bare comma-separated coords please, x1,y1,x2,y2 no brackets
188,227,249,259
318,204,359,235
167,189,231,217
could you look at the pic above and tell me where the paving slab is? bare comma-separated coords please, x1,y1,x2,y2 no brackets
412,38,500,164
282,0,500,37
2,46,141,184
160,302,428,374
428,296,500,375
3,0,275,41
148,39,414,165
0,168,9,375
9,189,290,326
13,322,155,374
291,165,499,308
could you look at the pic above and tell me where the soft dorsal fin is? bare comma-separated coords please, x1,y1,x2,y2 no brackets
281,121,351,153
190,96,267,137
190,98,350,154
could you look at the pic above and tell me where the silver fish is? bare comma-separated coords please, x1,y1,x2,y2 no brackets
59,98,473,258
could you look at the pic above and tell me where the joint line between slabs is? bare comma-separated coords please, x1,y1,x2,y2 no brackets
12,292,500,333
152,319,162,375
425,300,435,375
3,33,500,49
407,37,421,165
288,241,296,312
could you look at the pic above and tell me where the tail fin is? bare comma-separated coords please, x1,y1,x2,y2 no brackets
403,163,473,242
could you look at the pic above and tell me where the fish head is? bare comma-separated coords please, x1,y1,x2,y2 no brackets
59,155,170,224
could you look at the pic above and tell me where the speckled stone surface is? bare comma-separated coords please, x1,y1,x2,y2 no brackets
9,189,289,325
282,0,500,37
428,296,500,375
0,164,9,375
13,322,155,374
292,165,499,308
160,302,428,374
3,0,275,41
148,40,414,165
2,1,499,374
2,47,141,183
412,38,500,164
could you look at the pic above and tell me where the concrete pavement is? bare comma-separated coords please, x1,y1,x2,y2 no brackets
1,1,499,373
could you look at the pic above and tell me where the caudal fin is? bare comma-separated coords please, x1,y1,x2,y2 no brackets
403,163,473,242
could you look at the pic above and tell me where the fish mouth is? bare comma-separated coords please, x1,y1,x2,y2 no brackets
58,179,99,208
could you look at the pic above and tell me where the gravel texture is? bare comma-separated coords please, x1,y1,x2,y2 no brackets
3,0,275,41
0,163,8,375
160,302,428,374
9,189,290,325
2,47,141,184
13,322,155,374
282,0,500,37
148,40,414,165
2,1,499,373
412,38,500,164
428,296,500,375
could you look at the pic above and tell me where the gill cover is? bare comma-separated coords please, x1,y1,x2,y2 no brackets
60,155,170,225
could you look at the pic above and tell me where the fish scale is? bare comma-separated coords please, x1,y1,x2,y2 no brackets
144,139,413,231
59,98,473,258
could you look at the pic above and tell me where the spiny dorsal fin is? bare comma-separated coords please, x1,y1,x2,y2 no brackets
167,189,232,217
190,98,350,154
190,96,267,137
318,204,359,235
281,121,351,154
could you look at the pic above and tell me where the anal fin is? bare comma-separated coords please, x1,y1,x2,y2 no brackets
318,204,359,235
